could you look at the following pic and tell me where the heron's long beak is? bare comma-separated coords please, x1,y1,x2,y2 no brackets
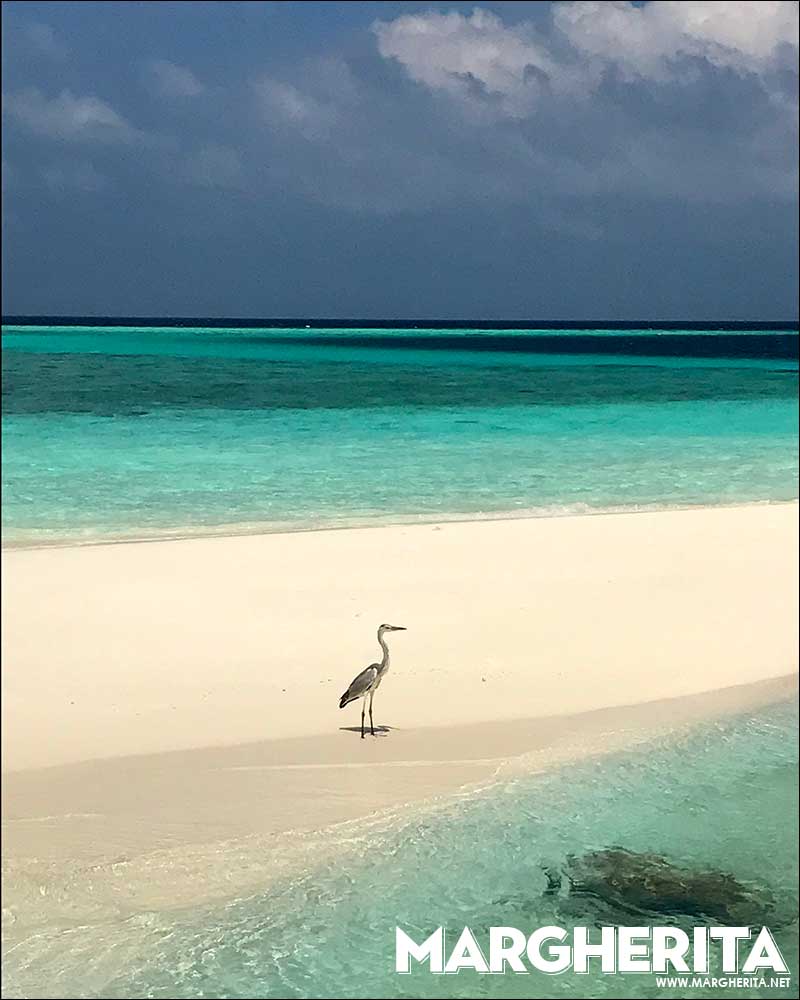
391,625,407,631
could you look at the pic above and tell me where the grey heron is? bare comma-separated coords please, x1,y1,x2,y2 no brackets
338,624,406,738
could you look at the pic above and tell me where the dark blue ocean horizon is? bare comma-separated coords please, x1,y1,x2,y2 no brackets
4,314,799,331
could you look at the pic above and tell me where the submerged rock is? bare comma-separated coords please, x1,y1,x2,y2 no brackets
557,848,779,926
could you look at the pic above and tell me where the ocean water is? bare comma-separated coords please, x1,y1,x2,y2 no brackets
2,324,798,545
4,699,797,999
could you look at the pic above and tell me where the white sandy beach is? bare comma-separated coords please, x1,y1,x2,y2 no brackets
2,503,798,937
3,503,797,772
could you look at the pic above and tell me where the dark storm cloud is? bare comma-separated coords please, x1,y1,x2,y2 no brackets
2,1,798,319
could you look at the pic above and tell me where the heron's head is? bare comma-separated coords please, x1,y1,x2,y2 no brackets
378,623,407,635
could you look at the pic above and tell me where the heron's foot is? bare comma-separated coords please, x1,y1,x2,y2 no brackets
370,728,375,736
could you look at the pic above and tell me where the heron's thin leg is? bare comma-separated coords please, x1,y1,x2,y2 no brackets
369,691,375,736
360,700,366,739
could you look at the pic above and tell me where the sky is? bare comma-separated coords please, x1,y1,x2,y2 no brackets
2,0,798,320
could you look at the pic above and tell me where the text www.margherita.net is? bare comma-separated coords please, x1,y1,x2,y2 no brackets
655,976,792,990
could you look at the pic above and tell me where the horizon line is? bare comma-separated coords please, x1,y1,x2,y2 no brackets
3,315,798,330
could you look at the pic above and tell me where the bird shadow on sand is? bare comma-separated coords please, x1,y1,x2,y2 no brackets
339,725,394,737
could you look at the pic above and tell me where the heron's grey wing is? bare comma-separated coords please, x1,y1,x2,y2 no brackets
339,664,379,708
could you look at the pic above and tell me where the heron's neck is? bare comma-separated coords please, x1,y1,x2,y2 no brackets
377,632,390,670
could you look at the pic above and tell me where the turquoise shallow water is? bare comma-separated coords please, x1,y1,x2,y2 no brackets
5,700,797,999
2,325,798,544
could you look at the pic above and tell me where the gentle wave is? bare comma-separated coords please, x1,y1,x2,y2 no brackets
3,498,798,551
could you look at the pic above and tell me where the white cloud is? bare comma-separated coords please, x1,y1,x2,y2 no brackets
375,3,798,118
254,59,361,142
4,88,141,143
144,59,205,99
554,0,799,81
254,78,338,139
374,8,575,118
187,145,243,188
